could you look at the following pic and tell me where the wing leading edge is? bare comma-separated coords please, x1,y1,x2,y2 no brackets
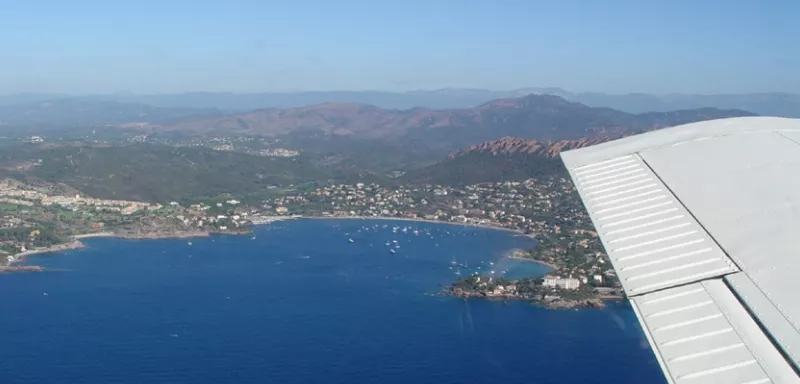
561,117,800,384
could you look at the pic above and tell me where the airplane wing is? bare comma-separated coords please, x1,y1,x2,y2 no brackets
560,117,800,384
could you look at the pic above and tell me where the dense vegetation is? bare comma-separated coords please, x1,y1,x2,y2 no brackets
3,144,339,203
0,226,63,253
400,152,568,186
0,135,575,202
280,132,442,174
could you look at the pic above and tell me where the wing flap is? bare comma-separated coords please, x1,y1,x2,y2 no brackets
567,154,739,295
632,280,798,383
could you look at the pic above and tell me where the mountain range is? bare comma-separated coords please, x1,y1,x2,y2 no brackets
0,93,755,185
0,91,759,201
0,94,751,155
157,94,752,147
2,88,800,117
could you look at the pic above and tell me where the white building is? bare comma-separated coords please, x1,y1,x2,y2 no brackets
542,276,581,290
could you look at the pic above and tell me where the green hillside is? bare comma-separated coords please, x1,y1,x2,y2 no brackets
400,151,567,186
6,144,336,202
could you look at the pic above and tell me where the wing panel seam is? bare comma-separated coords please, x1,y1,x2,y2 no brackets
634,153,744,274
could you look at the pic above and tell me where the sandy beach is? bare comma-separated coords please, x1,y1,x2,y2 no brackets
73,231,211,240
72,232,117,239
506,253,557,269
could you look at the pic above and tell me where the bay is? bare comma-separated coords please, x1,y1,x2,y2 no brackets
0,219,665,383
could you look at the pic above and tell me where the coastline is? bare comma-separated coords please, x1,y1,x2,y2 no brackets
5,229,236,268
1,216,614,311
72,232,117,239
298,215,533,238
3,216,533,272
14,240,86,258
73,231,212,240
3,240,87,269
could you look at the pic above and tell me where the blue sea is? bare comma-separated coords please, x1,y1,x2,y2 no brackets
0,219,666,384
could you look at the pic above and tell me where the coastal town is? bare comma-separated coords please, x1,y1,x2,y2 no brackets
259,178,622,307
0,178,255,267
0,176,621,308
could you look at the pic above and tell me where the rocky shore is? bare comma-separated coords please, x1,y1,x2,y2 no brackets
445,285,611,309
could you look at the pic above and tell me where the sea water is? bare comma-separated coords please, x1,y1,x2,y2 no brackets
0,219,666,383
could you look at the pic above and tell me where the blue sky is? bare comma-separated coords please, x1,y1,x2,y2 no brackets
0,0,797,94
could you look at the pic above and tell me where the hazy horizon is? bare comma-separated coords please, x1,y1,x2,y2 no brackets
2,1,798,95
3,87,800,98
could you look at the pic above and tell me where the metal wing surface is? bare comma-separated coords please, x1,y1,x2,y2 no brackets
560,117,800,384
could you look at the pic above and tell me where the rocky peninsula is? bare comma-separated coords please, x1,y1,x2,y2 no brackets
441,244,624,309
